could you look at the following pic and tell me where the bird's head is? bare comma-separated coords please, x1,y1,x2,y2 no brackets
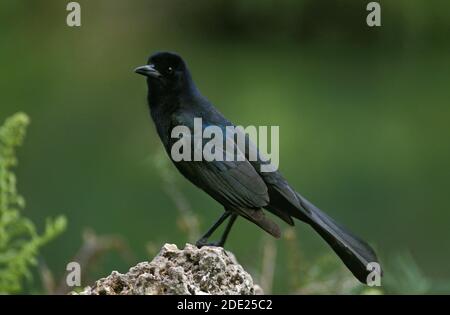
134,51,194,96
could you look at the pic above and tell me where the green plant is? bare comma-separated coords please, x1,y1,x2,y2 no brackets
383,252,450,294
0,112,66,294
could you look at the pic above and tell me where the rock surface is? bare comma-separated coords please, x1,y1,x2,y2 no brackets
75,243,262,295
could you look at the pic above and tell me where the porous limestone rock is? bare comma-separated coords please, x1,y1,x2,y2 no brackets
75,243,262,295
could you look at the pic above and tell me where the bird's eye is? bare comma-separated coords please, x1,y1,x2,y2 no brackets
167,66,173,74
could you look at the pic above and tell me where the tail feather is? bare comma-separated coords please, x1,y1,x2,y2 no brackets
295,193,381,283
236,207,282,239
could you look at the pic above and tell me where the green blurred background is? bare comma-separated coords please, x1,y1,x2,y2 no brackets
1,0,450,293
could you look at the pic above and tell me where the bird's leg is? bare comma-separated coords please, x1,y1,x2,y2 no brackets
195,211,231,247
213,213,237,247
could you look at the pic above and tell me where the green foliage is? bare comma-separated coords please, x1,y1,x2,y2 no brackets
0,112,66,294
383,253,431,294
281,228,371,294
383,252,450,294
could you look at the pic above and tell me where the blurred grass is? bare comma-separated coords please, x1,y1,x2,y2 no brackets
1,0,450,293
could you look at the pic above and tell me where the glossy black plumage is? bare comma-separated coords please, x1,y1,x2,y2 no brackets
135,51,380,283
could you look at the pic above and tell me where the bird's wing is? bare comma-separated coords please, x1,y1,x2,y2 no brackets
180,158,269,209
168,116,280,237
226,127,303,224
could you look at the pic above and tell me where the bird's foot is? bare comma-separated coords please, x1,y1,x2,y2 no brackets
195,238,223,248
206,240,224,247
195,238,208,248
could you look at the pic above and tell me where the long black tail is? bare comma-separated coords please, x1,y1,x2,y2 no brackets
295,193,381,283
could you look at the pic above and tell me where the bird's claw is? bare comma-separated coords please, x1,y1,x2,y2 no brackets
195,238,223,248
195,238,208,248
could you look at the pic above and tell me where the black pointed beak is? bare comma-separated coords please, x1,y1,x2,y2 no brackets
134,64,161,78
